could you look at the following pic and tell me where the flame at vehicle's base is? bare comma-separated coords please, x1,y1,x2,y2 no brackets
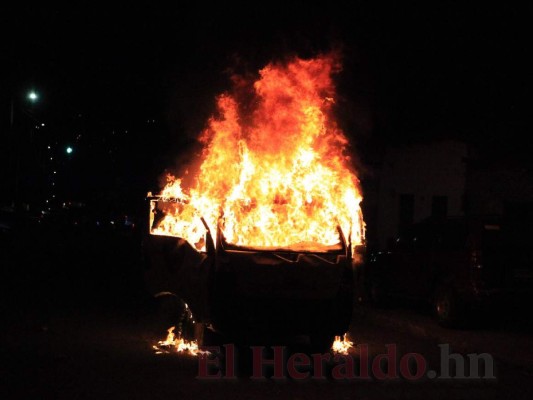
152,326,206,356
331,334,354,355
154,327,354,357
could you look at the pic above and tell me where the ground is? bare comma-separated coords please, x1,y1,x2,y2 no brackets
1,224,533,399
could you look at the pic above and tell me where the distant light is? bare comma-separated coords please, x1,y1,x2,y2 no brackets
66,146,73,154
28,91,38,102
47,145,51,149
41,123,45,127
53,171,57,174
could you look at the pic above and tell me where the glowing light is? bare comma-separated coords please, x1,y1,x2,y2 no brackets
152,54,365,254
153,326,206,356
28,91,38,102
66,147,73,154
332,334,354,355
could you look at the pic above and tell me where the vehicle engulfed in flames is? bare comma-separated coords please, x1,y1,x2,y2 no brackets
144,53,365,351
144,194,359,350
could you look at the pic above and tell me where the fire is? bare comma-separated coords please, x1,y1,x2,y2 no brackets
331,334,354,355
153,53,364,254
153,326,203,356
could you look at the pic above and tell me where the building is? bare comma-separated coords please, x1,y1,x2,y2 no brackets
372,140,467,249
367,138,533,250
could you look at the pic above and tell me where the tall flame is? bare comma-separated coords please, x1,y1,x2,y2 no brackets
154,54,364,254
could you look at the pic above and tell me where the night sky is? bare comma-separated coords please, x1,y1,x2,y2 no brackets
1,2,530,213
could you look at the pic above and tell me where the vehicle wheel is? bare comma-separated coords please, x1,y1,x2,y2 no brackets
154,294,182,328
434,285,463,328
154,295,200,340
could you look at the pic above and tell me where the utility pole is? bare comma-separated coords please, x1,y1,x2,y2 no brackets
10,90,40,212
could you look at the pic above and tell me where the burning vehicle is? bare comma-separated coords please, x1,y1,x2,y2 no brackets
144,54,365,350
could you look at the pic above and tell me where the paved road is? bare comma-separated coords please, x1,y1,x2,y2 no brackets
3,303,533,399
1,226,532,399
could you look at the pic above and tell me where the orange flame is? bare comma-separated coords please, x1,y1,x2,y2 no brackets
153,326,203,356
153,54,364,254
331,334,354,355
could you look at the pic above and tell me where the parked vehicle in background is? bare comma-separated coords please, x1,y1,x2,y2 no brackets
360,215,533,327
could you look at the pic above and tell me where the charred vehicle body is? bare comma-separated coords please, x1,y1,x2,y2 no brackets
143,195,358,349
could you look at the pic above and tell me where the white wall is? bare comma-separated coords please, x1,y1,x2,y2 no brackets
376,140,468,249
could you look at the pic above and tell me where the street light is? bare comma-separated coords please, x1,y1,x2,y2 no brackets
66,146,73,154
11,90,39,125
8,89,41,210
27,91,39,102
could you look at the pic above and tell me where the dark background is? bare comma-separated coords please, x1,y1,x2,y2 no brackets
1,4,533,398
1,2,530,216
